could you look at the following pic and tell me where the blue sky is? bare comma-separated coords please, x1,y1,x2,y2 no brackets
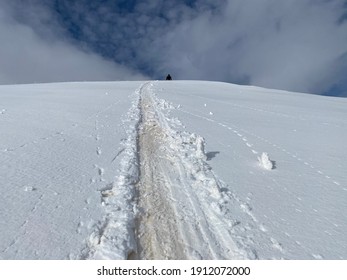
0,0,347,96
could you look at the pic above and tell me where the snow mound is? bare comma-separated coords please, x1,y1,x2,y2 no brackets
258,152,275,170
188,133,207,161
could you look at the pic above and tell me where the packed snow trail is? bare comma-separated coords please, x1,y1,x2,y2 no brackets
133,83,272,259
135,87,186,259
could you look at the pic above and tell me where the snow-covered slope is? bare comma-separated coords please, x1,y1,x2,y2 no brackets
0,81,346,260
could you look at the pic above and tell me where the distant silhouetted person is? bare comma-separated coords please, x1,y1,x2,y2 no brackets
166,74,172,80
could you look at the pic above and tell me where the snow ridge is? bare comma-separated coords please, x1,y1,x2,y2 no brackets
81,84,144,259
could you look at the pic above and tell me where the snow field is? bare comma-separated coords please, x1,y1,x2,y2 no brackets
1,80,346,259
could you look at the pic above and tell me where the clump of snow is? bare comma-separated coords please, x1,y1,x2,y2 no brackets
23,186,36,192
188,133,207,160
258,152,275,170
156,97,174,110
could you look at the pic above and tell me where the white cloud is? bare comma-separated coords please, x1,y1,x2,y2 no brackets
0,4,146,84
1,0,346,95
149,0,347,94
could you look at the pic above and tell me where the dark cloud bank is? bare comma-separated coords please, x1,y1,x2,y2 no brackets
1,0,347,96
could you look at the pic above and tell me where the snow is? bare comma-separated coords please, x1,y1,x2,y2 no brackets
0,80,346,260
258,152,275,170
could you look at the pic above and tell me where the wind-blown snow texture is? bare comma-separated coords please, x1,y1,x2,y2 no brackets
0,81,346,260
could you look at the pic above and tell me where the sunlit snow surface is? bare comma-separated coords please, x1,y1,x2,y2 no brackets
0,81,346,259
